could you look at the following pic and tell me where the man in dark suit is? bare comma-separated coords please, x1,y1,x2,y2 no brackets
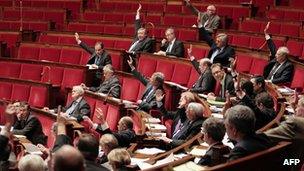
157,102,207,149
207,63,235,101
263,22,294,85
82,64,121,98
198,26,235,67
184,0,220,34
250,75,267,97
127,4,154,56
155,27,185,58
188,46,216,93
127,57,165,112
225,105,273,161
198,117,230,166
83,109,136,148
12,101,47,145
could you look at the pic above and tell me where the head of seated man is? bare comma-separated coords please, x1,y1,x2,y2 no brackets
18,154,46,171
103,64,115,81
137,27,147,41
211,63,225,82
150,72,165,89
215,33,228,48
240,81,254,98
275,46,289,64
250,76,266,95
206,5,216,16
76,133,99,162
72,85,85,101
202,117,226,146
118,116,133,132
186,102,205,121
53,145,85,171
94,41,104,56
15,101,30,121
178,91,196,109
165,28,176,43
199,58,212,73
99,134,119,157
107,148,131,171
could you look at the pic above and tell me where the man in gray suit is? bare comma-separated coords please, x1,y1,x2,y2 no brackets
184,0,220,34
81,64,121,98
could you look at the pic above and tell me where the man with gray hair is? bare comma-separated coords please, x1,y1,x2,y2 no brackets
53,145,85,171
224,105,272,161
18,154,46,171
157,102,207,149
188,47,216,93
184,0,220,34
263,22,294,84
81,64,121,98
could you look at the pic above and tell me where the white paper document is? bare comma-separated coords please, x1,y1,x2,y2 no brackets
135,147,165,155
22,143,43,155
144,118,161,123
145,123,167,131
137,153,175,170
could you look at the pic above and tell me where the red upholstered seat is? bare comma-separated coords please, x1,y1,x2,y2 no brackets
249,58,268,76
39,35,59,44
60,48,82,64
0,62,21,78
115,40,131,49
171,64,192,86
231,35,251,48
29,86,48,108
11,84,30,101
86,25,104,34
18,46,40,60
105,105,120,131
104,25,123,35
58,36,76,45
61,68,85,88
249,36,265,50
164,119,173,138
0,82,12,100
35,114,55,148
19,64,43,81
39,47,61,62
41,66,64,86
286,40,303,58
163,16,183,26
155,61,175,81
104,13,124,22
145,14,162,25
121,77,140,102
166,5,182,13
179,29,197,41
281,24,300,37
137,56,157,77
187,68,200,88
235,54,253,73
67,23,87,32
83,11,104,21
80,52,90,65
92,101,108,122
109,52,122,71
290,67,304,89
82,96,96,118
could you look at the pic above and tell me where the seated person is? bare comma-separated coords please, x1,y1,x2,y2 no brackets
107,148,131,171
157,102,207,149
83,109,136,147
188,46,216,93
250,75,267,97
18,154,46,171
81,64,121,98
44,86,91,123
198,117,230,166
127,4,154,56
184,0,220,34
263,22,294,85
154,27,185,58
12,101,47,145
127,56,165,112
156,91,196,137
224,105,273,161
207,63,235,101
99,134,119,169
240,81,255,100
198,21,235,67
53,145,85,171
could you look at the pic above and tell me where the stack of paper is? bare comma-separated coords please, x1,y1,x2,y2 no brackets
207,99,225,107
173,161,206,171
277,87,294,95
137,153,175,170
211,113,224,119
135,147,165,155
145,131,166,137
22,143,43,155
165,81,188,90
189,146,208,157
145,123,167,131
144,118,161,123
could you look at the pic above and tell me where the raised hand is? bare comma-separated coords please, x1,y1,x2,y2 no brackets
161,39,167,45
155,89,165,102
137,3,142,13
188,44,195,60
264,22,270,35
197,12,201,25
127,56,134,69
75,32,80,41
95,108,105,124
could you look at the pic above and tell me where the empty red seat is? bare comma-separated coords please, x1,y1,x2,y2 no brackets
110,52,122,71
249,58,268,76
187,68,200,88
83,11,103,21
105,105,120,131
35,114,54,148
39,35,59,44
115,40,131,49
155,61,175,81
231,35,250,48
290,67,304,89
235,54,253,73
61,68,85,88
0,82,12,100
60,48,82,64
19,64,43,81
240,20,261,32
137,56,157,77
104,13,123,22
165,5,182,13
286,40,303,57
281,24,300,37
67,23,87,32
249,36,265,50
29,86,48,108
121,77,140,102
58,36,76,45
18,46,40,60
41,66,64,86
171,64,192,86
92,101,108,123
11,84,30,101
163,16,183,26
29,22,49,31
0,62,21,78
87,25,104,34
104,25,123,35
145,14,162,25
179,29,197,41
39,47,61,62
267,9,284,20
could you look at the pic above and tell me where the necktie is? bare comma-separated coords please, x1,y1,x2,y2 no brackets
94,55,101,65
210,48,220,63
166,42,172,53
193,74,204,88
143,87,154,102
65,101,78,116
267,63,281,80
129,40,140,52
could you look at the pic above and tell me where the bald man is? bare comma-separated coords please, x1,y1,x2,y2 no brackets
53,145,85,171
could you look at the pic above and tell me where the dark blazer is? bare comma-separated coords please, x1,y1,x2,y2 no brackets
263,38,294,84
169,117,206,149
129,19,154,54
63,98,91,122
79,41,112,70
0,135,10,161
86,160,109,171
191,60,216,93
12,114,47,145
199,27,235,67
228,133,273,161
96,126,136,147
198,142,230,166
52,134,71,152
131,69,164,112
216,73,235,101
160,40,185,58
89,76,121,98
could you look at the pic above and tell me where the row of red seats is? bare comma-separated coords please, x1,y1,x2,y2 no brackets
0,20,49,31
267,8,304,22
289,0,304,9
0,80,48,108
239,19,302,37
2,8,67,30
235,52,304,89
17,43,122,70
0,60,85,89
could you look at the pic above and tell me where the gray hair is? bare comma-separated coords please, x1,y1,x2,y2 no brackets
152,72,165,85
73,85,84,95
216,33,228,45
225,105,256,135
103,64,114,73
200,58,212,67
108,148,131,168
120,116,133,129
276,46,289,57
188,102,204,118
18,154,47,171
202,117,225,142
99,134,119,150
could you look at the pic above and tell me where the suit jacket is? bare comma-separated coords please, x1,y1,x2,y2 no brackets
12,114,47,145
186,1,220,33
96,126,136,147
216,73,235,101
89,76,121,98
79,41,112,70
263,38,294,84
228,133,273,161
52,134,71,152
0,135,9,161
199,27,235,67
129,19,154,54
169,117,206,149
160,40,185,58
63,97,91,122
131,69,164,112
198,142,230,166
86,159,109,171
191,60,216,93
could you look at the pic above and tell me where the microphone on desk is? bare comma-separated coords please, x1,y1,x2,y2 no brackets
103,84,121,105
